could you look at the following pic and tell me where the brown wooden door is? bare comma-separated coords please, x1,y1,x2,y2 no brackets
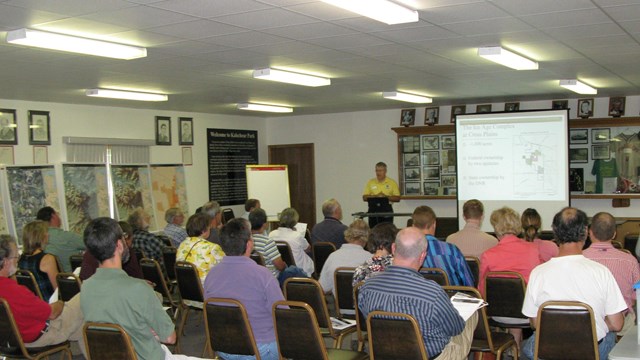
268,143,316,229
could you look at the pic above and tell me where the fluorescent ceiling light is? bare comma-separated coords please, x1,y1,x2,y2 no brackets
559,79,597,95
6,28,147,60
321,0,418,25
478,46,538,70
237,103,293,113
382,91,432,104
86,88,167,102
253,68,330,87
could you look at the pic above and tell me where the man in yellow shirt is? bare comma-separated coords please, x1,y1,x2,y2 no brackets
362,162,400,227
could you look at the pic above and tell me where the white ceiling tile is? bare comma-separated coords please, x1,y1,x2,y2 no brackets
544,23,626,40
419,2,510,25
284,2,358,21
104,29,183,47
80,5,198,29
263,22,357,40
0,4,68,28
201,31,291,48
146,20,247,39
441,17,533,36
373,25,460,43
620,20,640,34
32,18,130,37
519,8,612,29
247,40,327,55
151,0,271,18
212,8,317,30
152,40,236,56
4,0,135,17
304,34,391,50
488,0,596,16
602,4,640,22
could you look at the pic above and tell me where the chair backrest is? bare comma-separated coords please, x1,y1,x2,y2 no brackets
611,240,623,249
333,267,356,318
0,297,31,357
175,261,204,303
15,269,43,300
222,208,235,224
162,247,177,282
272,300,330,360
484,271,527,319
275,241,296,267
56,272,82,302
465,256,480,288
367,310,429,360
69,254,83,272
283,277,332,331
157,234,173,248
84,322,138,360
250,251,266,266
140,258,172,298
312,242,336,277
132,248,145,266
418,267,450,286
534,301,599,360
204,298,260,359
353,281,368,347
52,254,64,273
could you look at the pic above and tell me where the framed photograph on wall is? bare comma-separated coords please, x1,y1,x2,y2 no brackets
179,117,193,145
404,167,421,181
423,166,440,180
405,182,421,195
505,102,520,112
608,97,625,117
403,153,420,166
577,98,594,118
441,135,455,149
155,116,171,145
592,128,610,143
33,146,48,164
425,107,438,125
476,104,492,113
441,175,456,187
422,135,439,150
402,135,420,153
569,129,588,144
422,151,439,165
569,148,588,163
423,181,439,195
28,110,50,145
0,109,17,145
451,105,466,124
592,144,610,160
400,109,416,126
0,146,14,165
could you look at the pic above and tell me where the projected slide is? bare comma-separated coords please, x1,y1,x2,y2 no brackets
456,110,570,231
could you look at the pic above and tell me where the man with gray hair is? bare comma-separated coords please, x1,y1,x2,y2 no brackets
202,200,222,245
163,207,188,247
129,208,165,264
359,227,477,359
310,198,348,248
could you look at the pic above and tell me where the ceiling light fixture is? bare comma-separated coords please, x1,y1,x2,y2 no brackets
86,88,167,102
477,46,538,70
382,91,432,104
253,68,330,87
237,103,293,113
320,0,418,25
559,79,597,95
6,28,147,60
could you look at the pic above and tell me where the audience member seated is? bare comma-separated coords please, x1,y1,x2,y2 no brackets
0,235,86,357
310,198,348,248
18,220,58,301
36,206,85,273
521,208,558,262
268,207,314,277
412,206,474,286
583,211,640,334
176,213,225,283
80,221,143,281
163,207,188,247
204,218,284,360
129,208,165,265
359,227,477,359
241,198,261,219
352,223,398,286
319,219,372,294
81,217,205,360
446,199,497,258
202,201,223,245
521,207,626,360
479,206,542,347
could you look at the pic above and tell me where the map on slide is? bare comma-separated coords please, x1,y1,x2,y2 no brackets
513,132,559,199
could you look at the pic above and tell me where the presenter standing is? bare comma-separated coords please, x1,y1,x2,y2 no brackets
362,162,400,228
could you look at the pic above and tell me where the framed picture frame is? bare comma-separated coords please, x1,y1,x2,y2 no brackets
422,135,439,150
592,144,610,160
608,97,625,117
591,128,610,143
422,151,439,165
441,175,456,187
443,187,456,196
402,136,420,153
28,110,50,145
0,146,14,165
441,135,455,149
182,147,193,166
0,109,17,145
423,181,439,195
155,116,171,145
403,153,420,167
577,98,594,118
400,109,416,127
569,168,584,192
569,148,588,163
569,129,588,144
179,117,193,145
441,149,456,172
423,166,440,180
33,146,48,164
405,182,421,195
476,104,492,113
505,102,520,112
451,105,466,124
552,100,568,110
404,167,421,181
424,107,438,125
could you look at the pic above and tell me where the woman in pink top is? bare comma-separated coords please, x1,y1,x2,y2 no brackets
521,208,558,262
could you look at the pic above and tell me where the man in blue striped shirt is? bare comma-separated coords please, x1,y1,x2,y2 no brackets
359,227,477,359
413,206,475,286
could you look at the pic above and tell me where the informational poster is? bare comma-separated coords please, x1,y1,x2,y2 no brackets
111,165,156,229
62,164,111,234
207,128,258,206
150,164,189,228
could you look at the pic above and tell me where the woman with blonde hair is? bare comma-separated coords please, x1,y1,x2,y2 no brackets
521,208,558,262
18,220,59,301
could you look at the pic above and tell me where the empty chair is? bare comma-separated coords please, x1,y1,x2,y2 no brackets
484,271,529,329
69,254,83,272
15,269,43,300
222,208,235,224
174,261,210,356
273,300,368,360
312,242,336,279
465,256,480,288
55,273,81,302
275,241,296,267
204,298,260,359
333,267,357,319
534,301,598,360
367,310,428,360
418,267,450,286
83,322,138,360
0,298,72,360
140,258,180,318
